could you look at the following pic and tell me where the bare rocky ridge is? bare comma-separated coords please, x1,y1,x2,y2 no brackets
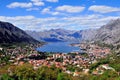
0,21,39,44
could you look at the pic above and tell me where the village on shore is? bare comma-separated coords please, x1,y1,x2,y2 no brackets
0,42,116,76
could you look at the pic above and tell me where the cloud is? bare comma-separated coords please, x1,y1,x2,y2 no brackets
31,0,40,2
7,0,44,9
26,8,39,11
7,2,33,8
0,15,119,31
41,7,60,15
46,0,58,3
33,2,44,6
89,5,120,13
56,5,85,13
41,7,51,13
51,12,60,15
31,0,45,6
32,1,45,6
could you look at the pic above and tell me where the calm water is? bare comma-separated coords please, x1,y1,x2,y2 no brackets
37,42,80,53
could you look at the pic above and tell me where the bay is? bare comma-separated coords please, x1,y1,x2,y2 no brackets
36,42,80,53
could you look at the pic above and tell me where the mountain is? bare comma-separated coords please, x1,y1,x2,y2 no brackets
26,19,120,45
94,19,120,45
0,21,39,44
0,18,119,45
26,28,97,42
72,29,97,41
26,29,77,42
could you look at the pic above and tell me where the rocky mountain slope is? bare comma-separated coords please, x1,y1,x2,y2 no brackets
94,19,120,45
72,29,97,41
0,21,39,44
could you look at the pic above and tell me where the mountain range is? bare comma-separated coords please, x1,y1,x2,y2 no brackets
26,28,97,42
0,21,39,44
26,19,120,45
0,18,120,45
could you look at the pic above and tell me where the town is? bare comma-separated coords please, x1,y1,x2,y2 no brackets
0,42,115,77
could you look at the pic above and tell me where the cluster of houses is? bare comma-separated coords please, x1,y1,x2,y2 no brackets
0,43,114,76
0,44,39,66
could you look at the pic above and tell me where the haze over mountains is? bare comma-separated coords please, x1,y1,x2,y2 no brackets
26,19,120,45
0,21,39,44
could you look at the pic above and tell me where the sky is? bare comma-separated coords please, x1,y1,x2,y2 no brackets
0,0,120,31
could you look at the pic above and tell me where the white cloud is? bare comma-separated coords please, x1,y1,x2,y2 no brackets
26,8,39,11
56,5,85,13
7,2,33,8
31,0,41,2
33,2,45,6
51,12,59,15
0,15,119,31
7,0,44,9
41,7,60,15
89,5,120,13
33,2,44,6
46,0,58,3
31,0,45,6
41,7,51,14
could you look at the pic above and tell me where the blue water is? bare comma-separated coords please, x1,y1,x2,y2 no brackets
37,42,80,53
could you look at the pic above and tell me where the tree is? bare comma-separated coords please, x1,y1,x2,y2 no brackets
37,66,58,80
0,74,14,80
57,73,65,80
14,64,36,80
